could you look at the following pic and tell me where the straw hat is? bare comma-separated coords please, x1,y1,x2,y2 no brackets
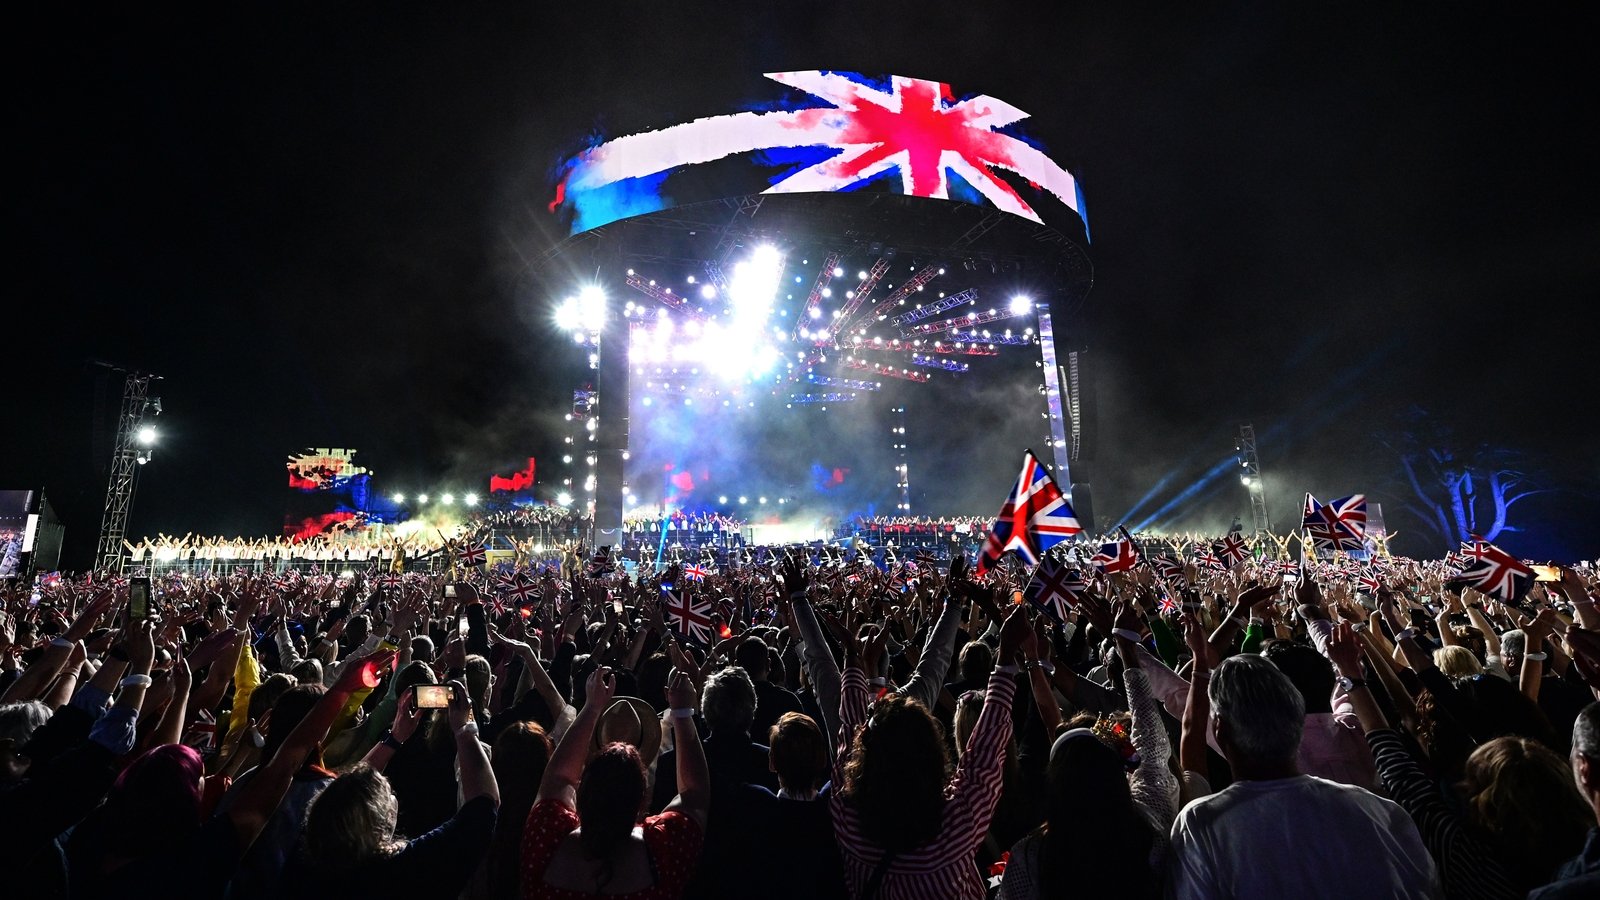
592,696,663,766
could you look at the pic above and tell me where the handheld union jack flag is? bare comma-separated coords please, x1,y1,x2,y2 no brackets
457,545,488,568
1157,594,1181,616
1090,539,1139,575
1215,531,1250,569
1274,559,1302,581
1356,572,1383,594
1193,549,1225,571
508,577,539,605
1303,494,1368,552
976,450,1082,575
1446,538,1535,603
664,588,714,646
1024,556,1087,624
683,564,709,582
1153,556,1187,582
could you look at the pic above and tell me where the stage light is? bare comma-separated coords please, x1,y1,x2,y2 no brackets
739,496,748,504
556,491,573,507
418,493,430,503
686,275,696,283
832,266,844,277
135,453,150,465
392,493,405,503
136,426,158,446
586,418,598,432
700,284,716,300
441,494,454,505
1240,476,1253,486
719,495,728,504
857,270,868,280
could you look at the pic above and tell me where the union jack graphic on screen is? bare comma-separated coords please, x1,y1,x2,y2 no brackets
976,450,1082,575
557,71,1085,233
1303,494,1368,551
1447,538,1535,603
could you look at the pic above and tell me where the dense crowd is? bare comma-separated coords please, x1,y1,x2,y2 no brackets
2,547,1598,899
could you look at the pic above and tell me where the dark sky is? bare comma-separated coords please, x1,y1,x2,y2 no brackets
11,3,1598,569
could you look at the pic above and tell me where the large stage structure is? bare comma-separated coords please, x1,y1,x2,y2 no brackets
534,71,1096,547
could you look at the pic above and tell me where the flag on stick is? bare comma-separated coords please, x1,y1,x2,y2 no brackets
976,450,1082,575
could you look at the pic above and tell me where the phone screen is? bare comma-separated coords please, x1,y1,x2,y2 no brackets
1530,565,1561,582
129,578,152,621
612,598,624,618
443,584,457,598
414,684,454,709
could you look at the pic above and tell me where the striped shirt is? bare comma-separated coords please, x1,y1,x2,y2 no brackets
829,666,1017,900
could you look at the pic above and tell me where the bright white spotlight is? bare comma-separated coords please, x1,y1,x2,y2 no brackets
1009,295,1033,315
738,496,748,504
556,491,573,507
833,266,844,277
418,493,430,503
808,306,823,319
718,495,728,504
574,285,607,332
441,494,455,505
392,493,405,503
136,426,158,446
700,284,716,300
464,493,478,506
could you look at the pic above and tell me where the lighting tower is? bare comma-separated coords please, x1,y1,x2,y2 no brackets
891,406,910,513
1237,423,1270,536
94,369,162,573
1034,300,1080,519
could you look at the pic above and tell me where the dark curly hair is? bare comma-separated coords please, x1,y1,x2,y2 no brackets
841,693,951,853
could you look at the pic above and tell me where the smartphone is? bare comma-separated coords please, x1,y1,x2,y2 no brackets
612,598,624,618
414,684,455,709
1530,565,1561,582
129,577,152,621
443,584,457,599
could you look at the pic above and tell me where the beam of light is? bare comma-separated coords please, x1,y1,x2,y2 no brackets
1131,455,1240,532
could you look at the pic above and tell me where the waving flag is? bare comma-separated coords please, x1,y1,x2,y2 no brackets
977,450,1083,575
1090,539,1138,575
1303,494,1368,551
683,564,710,582
1193,549,1225,571
508,577,539,604
1446,538,1535,603
1215,530,1250,568
1157,594,1180,616
1024,556,1087,624
1356,572,1383,595
664,588,715,645
1274,559,1302,581
457,545,488,568
1153,556,1186,582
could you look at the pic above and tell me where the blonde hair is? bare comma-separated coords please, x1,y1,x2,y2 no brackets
1433,645,1483,679
304,763,403,868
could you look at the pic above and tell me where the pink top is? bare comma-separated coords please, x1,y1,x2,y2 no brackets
520,798,703,900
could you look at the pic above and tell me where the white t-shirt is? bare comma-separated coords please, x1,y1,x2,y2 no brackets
1167,774,1440,900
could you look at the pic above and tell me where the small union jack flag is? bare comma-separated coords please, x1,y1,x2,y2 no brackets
1215,531,1250,568
1193,549,1225,571
1356,572,1383,594
1090,539,1139,575
1157,594,1180,616
683,564,709,582
1303,494,1368,551
1153,556,1186,581
457,545,488,567
508,577,539,604
1446,538,1535,603
1274,559,1302,581
1024,556,1087,624
977,450,1082,575
378,573,403,589
664,588,714,645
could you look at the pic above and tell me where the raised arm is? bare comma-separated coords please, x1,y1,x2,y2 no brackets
447,678,499,806
537,665,616,808
662,670,709,826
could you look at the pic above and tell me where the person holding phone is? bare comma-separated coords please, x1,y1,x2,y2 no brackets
283,677,498,900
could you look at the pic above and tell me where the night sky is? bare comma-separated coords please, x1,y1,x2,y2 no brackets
11,3,1598,569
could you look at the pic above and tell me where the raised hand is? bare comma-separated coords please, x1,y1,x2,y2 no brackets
444,679,474,732
1327,621,1364,677
584,665,617,710
667,669,697,711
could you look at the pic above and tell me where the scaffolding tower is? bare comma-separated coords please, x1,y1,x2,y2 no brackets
1237,423,1271,536
94,370,161,573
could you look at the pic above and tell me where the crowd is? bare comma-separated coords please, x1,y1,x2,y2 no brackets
2,545,1599,899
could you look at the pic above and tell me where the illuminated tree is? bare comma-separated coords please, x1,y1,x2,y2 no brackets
1376,406,1551,552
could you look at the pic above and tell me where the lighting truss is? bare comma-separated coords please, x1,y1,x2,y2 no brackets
789,392,858,404
792,251,842,341
899,305,1024,338
890,288,979,327
910,354,970,373
625,273,709,321
861,263,943,322
806,373,881,391
840,356,931,383
824,258,890,343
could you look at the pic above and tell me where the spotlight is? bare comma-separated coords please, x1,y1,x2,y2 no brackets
136,426,157,446
441,494,455,505
418,493,430,503
392,493,405,503
464,494,478,506
556,491,573,507
1008,295,1033,315
833,266,844,277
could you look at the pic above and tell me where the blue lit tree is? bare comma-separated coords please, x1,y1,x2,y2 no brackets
1376,406,1551,552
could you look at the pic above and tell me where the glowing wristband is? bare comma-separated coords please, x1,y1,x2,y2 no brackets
670,708,696,719
119,674,153,688
1523,651,1548,661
